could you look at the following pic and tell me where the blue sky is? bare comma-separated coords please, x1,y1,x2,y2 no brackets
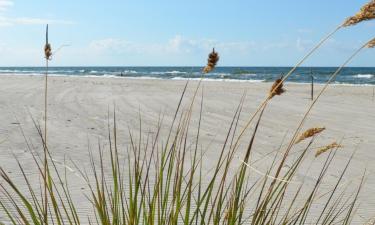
0,0,374,66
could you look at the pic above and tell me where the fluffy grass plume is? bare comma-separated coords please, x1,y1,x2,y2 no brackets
342,0,375,27
44,43,52,60
295,127,325,144
223,1,373,152
0,6,372,224
366,38,375,48
44,26,52,60
315,142,343,157
269,76,286,99
203,48,219,73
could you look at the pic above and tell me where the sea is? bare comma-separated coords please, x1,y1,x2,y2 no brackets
0,67,374,85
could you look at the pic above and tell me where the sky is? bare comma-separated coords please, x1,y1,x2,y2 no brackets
0,0,374,67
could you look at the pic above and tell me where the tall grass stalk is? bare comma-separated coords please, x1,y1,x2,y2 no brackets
230,25,341,153
231,0,375,154
285,39,369,153
250,38,371,211
0,13,372,223
43,24,51,225
0,80,366,224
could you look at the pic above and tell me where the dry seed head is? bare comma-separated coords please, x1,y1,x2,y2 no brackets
44,24,52,60
366,38,375,48
44,43,52,60
295,127,325,144
269,76,286,99
224,210,229,220
315,142,343,157
203,48,219,73
342,0,375,27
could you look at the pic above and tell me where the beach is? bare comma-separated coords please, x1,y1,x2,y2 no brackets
0,75,374,223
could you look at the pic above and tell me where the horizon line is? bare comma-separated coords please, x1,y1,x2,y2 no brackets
1,65,375,68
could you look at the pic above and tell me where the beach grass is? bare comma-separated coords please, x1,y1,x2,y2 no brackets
0,76,367,224
0,1,374,224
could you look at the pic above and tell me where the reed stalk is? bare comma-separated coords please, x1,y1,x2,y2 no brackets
231,0,375,156
43,24,52,225
269,38,372,185
0,9,372,223
229,25,341,156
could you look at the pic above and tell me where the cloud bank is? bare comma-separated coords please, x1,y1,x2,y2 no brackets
0,0,73,27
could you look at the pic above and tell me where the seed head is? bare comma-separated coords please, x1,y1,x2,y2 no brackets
342,0,375,27
295,127,325,144
224,210,229,220
44,43,52,60
269,76,286,99
203,48,219,73
366,38,375,48
315,142,343,157
44,24,52,60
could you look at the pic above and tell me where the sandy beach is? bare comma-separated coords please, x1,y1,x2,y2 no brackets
0,75,374,223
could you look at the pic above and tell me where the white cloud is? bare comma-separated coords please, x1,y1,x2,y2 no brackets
296,38,303,51
89,38,147,54
324,38,359,53
13,17,74,25
0,17,11,26
295,37,318,52
89,35,256,56
164,35,256,54
0,0,73,27
165,35,195,53
90,39,130,52
0,16,74,26
297,28,313,34
0,0,13,12
261,41,290,51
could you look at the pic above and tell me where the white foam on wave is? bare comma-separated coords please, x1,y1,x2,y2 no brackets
124,76,163,80
1,73,374,86
354,74,374,79
207,72,229,76
0,69,43,73
151,71,187,75
332,83,375,87
171,77,265,83
0,72,44,76
241,73,257,76
48,70,75,73
123,70,138,74
0,69,14,73
165,70,187,74
94,74,163,80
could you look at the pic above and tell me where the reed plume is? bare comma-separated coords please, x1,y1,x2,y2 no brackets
44,25,52,60
230,2,374,155
295,127,325,144
315,142,343,157
203,48,219,73
366,38,375,48
269,76,286,99
342,0,375,27
44,43,52,60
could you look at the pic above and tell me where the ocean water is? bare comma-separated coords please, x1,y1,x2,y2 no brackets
0,67,374,85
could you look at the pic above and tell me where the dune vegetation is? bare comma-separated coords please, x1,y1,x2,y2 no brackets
0,1,374,224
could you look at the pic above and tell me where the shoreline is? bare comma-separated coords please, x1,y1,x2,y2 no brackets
1,73,374,87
